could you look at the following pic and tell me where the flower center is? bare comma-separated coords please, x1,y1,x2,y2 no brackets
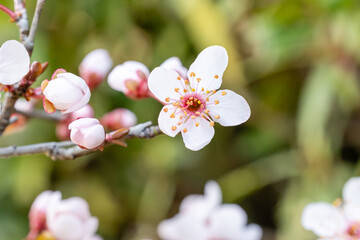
348,222,360,237
181,93,206,114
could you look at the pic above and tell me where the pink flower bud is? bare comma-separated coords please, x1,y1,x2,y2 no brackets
160,57,188,79
100,108,137,131
27,191,62,240
42,72,91,114
107,61,150,100
56,105,95,140
68,118,105,149
46,196,99,240
79,49,113,89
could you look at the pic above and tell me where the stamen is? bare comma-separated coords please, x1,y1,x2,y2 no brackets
177,121,182,125
170,113,175,118
171,126,177,131
195,122,200,127
177,76,181,80
163,108,168,113
183,89,188,93
206,98,209,102
201,87,204,91
210,121,215,127
195,111,200,115
214,74,219,79
173,102,180,107
212,90,216,94
175,88,180,92
179,115,183,120
192,88,196,92
191,115,196,119
180,96,184,100
184,80,189,85
214,100,219,105
165,97,170,103
196,78,201,83
183,128,188,133
190,72,195,77
215,114,220,119
221,91,227,96
205,109,209,114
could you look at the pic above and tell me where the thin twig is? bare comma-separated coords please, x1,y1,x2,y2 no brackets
13,0,29,43
0,4,16,19
24,0,46,55
0,122,163,160
16,109,63,122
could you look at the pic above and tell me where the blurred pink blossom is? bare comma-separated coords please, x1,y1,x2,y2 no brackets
100,108,137,131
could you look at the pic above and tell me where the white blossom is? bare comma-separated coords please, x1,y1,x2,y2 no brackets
68,118,105,149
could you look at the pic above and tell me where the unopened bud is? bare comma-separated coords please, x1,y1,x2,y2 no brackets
68,118,105,149
101,108,137,131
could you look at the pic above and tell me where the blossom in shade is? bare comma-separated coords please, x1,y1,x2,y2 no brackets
56,104,95,140
42,71,91,114
0,40,30,85
148,46,251,151
301,177,360,239
107,57,187,100
46,193,99,240
100,108,137,131
27,191,61,240
158,181,262,240
68,118,105,149
79,49,113,89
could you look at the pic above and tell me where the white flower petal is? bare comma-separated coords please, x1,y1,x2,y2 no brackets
181,117,215,151
343,177,360,205
148,67,184,104
343,202,360,222
83,217,99,238
80,49,113,77
204,181,222,207
187,46,228,91
208,204,248,239
158,106,184,137
107,61,149,92
301,202,347,237
207,90,250,126
50,213,85,240
239,224,263,240
160,57,188,79
0,40,30,85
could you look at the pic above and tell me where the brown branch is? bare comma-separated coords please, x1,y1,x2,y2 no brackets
0,122,163,160
16,109,63,122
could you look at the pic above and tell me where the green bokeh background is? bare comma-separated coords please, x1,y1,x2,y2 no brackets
1,0,360,239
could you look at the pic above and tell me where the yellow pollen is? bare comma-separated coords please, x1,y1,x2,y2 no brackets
201,87,204,91
165,97,170,102
170,113,175,118
195,122,200,127
180,96,184,100
178,121,182,125
206,98,209,102
214,100,219,105
200,104,204,108
195,111,200,115
179,115,183,120
197,100,201,104
177,76,181,80
184,111,188,116
171,126,177,131
201,114,205,118
191,115,196,119
183,128,188,133
192,88,195,92
221,91,227,96
183,89,188,93
181,107,186,110
205,109,209,114
210,121,215,127
214,74,219,79
196,78,201,82
215,114,220,119
184,80,189,85
173,102,179,106
163,108,168,112
206,90,210,94
175,88,179,92
190,72,195,77
189,97,193,100
212,90,216,94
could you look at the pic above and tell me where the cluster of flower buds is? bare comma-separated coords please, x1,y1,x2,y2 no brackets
27,191,101,240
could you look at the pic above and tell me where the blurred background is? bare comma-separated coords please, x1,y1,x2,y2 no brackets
1,0,360,239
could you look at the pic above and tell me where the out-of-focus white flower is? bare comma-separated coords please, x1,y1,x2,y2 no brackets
158,181,262,240
108,61,150,100
56,104,95,140
0,40,30,85
42,71,91,114
46,194,99,240
107,57,187,100
301,177,360,239
100,108,137,131
79,49,113,89
148,46,251,151
160,57,188,79
27,191,61,240
4,99,37,135
68,118,105,149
